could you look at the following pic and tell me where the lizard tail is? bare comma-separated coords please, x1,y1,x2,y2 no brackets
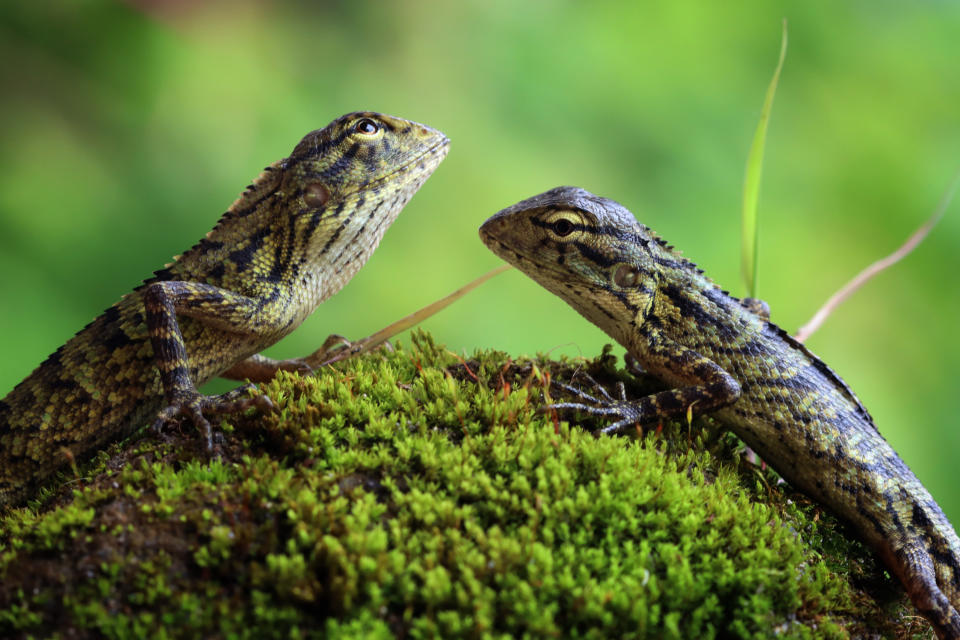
889,543,960,639
928,510,960,635
880,498,960,639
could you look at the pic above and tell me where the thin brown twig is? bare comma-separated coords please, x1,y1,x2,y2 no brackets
794,169,960,342
314,264,512,366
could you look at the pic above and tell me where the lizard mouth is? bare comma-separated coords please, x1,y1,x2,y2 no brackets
359,137,450,193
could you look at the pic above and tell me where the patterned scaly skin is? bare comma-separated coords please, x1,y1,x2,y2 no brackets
0,112,449,509
480,186,960,638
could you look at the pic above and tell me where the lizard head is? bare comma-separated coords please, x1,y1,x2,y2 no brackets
284,112,449,201
160,112,447,308
271,111,449,297
479,186,666,342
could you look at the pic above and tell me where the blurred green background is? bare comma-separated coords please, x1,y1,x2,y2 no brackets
1,2,958,522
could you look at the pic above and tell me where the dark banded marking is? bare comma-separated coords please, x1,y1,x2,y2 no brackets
660,283,727,330
608,287,642,315
569,240,617,269
227,228,271,272
267,207,305,283
318,216,348,258
329,198,385,269
322,142,361,179
528,217,653,248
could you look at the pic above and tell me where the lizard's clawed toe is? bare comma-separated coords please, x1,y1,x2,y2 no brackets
545,374,644,435
152,384,272,451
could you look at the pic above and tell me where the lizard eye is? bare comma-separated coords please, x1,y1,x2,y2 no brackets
353,118,380,135
551,219,575,237
543,210,586,240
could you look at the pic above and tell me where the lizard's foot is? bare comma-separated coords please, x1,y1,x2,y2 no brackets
302,333,399,368
547,373,644,435
219,354,313,383
301,334,354,368
152,384,274,451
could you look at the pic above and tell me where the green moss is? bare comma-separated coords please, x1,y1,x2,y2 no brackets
0,331,933,638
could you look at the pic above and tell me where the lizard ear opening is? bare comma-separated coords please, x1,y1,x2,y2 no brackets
612,263,643,288
304,182,330,208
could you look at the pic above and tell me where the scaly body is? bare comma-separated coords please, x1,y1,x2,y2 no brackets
0,112,448,509
481,186,960,638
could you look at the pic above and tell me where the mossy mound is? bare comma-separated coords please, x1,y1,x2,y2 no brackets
0,332,931,638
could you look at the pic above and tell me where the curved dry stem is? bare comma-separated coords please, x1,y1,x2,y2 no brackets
795,168,960,342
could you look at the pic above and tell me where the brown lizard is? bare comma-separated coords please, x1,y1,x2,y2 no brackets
0,111,449,509
480,186,960,638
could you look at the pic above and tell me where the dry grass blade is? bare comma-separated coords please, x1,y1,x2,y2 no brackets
794,168,960,342
314,264,513,365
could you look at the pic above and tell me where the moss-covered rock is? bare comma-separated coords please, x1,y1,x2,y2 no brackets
0,332,932,638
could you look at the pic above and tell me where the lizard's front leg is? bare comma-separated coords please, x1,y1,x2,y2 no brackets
143,281,277,449
550,327,741,434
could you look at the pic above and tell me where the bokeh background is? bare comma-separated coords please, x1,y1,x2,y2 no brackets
1,2,958,522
